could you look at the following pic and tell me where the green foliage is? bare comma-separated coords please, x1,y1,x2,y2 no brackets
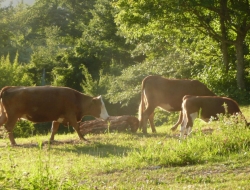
0,0,250,117
195,64,236,95
0,54,33,88
81,64,98,96
1,110,250,189
106,54,194,107
114,0,250,89
74,0,136,79
51,62,74,87
13,120,35,138
131,117,250,167
195,64,250,104
29,25,66,85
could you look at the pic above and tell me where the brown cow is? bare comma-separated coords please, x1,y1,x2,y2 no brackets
138,75,215,134
0,86,109,145
180,95,248,137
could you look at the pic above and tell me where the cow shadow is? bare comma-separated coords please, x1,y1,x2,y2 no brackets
0,131,178,149
132,126,214,139
132,130,180,140
0,139,137,158
0,128,214,156
55,141,136,158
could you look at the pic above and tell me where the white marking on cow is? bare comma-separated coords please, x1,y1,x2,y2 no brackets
187,112,198,136
20,114,29,120
159,104,173,112
0,101,7,124
98,96,109,120
180,112,198,138
180,109,188,138
57,118,64,123
143,89,149,108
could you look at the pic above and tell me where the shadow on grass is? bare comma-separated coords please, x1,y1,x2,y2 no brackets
0,131,178,148
0,138,137,158
0,127,214,158
132,130,180,140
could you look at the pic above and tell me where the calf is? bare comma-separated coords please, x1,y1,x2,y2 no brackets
0,86,109,145
180,95,248,137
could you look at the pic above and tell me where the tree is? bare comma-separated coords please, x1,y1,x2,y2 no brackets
0,54,33,88
114,0,250,89
0,4,18,60
54,0,139,91
75,0,137,78
180,0,250,89
24,0,97,87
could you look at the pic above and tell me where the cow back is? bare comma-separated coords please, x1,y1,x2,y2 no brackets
0,86,93,122
142,75,215,111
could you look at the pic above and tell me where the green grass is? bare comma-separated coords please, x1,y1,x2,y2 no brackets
1,107,250,189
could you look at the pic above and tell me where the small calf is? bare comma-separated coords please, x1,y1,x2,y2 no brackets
180,95,248,137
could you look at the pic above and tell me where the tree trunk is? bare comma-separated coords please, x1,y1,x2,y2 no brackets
219,0,230,72
221,41,229,72
235,39,246,89
79,115,139,135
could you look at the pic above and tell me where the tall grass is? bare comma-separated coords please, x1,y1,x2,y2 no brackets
1,113,250,189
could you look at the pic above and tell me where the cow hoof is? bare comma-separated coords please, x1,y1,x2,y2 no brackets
11,144,19,147
170,126,177,131
82,137,90,142
49,139,56,143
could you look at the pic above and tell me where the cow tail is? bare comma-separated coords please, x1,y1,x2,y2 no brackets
0,86,10,125
0,86,7,109
138,79,146,129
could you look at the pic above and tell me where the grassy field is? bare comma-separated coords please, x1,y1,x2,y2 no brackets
1,106,250,189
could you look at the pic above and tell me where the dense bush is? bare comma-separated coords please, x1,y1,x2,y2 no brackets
195,64,250,104
0,54,33,89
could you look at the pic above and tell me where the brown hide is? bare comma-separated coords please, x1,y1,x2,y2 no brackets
180,96,247,137
138,75,215,133
0,86,109,145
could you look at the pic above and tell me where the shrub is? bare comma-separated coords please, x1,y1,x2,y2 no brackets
195,64,250,104
13,120,35,138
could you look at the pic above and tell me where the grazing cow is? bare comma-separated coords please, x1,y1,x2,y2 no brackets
0,86,109,145
180,95,248,137
138,75,215,134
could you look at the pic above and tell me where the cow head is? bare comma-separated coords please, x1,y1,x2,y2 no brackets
90,95,109,120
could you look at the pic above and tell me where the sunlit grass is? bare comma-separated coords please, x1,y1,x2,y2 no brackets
1,106,250,189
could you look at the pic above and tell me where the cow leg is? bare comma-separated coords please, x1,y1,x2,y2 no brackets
69,119,87,141
0,111,7,126
141,106,155,134
187,112,198,136
4,118,18,146
180,111,188,138
171,111,183,131
50,121,60,141
149,112,157,133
